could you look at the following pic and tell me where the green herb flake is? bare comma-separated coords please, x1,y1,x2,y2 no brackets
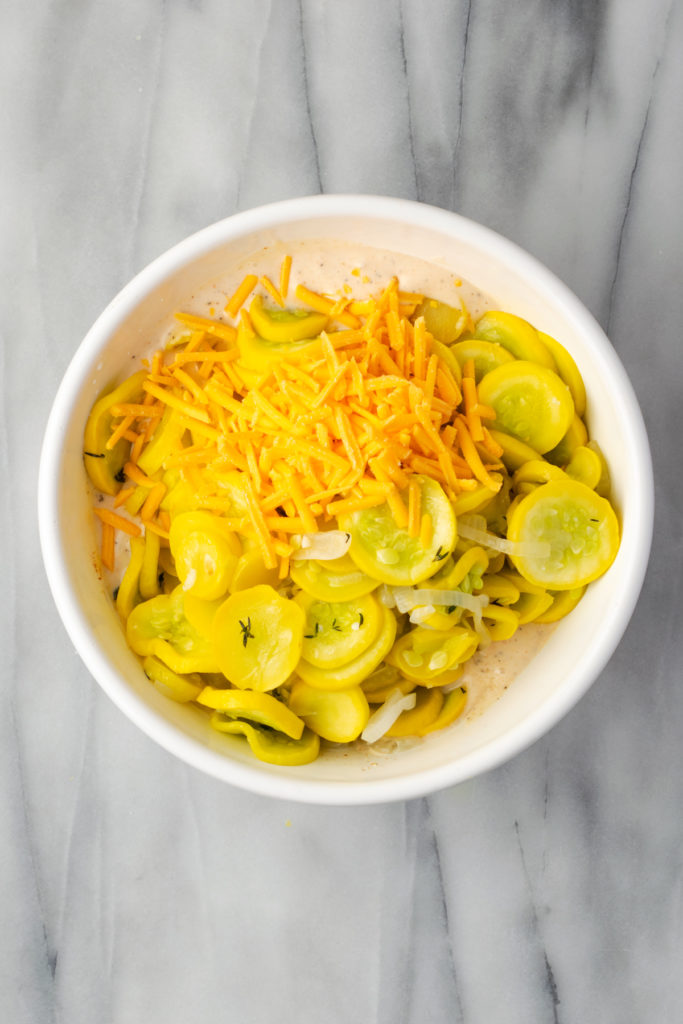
239,617,255,648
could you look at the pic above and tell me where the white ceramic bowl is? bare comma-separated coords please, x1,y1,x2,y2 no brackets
38,196,653,804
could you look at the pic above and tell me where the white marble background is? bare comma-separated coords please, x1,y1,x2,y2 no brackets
1,1,681,1021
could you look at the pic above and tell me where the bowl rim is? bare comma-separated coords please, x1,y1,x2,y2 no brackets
38,194,654,804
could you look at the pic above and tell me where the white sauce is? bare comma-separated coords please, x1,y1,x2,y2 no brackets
460,622,555,721
164,239,493,345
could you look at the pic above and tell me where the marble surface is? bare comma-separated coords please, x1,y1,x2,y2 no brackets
2,0,681,1020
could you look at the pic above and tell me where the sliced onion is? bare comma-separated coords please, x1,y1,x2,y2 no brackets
458,517,550,559
378,585,397,608
392,587,489,615
472,613,491,647
290,530,352,561
361,689,417,744
462,514,487,531
442,678,467,694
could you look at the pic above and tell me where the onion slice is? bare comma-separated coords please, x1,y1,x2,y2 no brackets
361,689,417,744
458,516,550,559
290,530,351,561
378,585,397,608
391,587,489,615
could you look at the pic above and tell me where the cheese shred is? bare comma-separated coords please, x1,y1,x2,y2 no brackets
97,261,492,564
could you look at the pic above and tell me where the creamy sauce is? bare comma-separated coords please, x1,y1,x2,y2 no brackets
99,239,554,729
460,621,555,721
166,239,494,343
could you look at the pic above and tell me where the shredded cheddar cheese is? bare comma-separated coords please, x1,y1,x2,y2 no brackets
260,275,284,307
101,521,116,571
94,507,142,537
225,275,258,318
174,313,237,344
295,285,362,329
279,255,292,300
95,262,498,566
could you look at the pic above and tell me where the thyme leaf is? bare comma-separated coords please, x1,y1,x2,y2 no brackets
239,617,255,648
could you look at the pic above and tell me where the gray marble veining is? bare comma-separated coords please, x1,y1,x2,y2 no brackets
2,1,682,1021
